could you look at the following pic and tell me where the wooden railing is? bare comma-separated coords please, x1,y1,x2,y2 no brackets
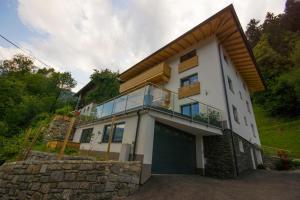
119,62,171,93
178,55,198,73
178,82,201,99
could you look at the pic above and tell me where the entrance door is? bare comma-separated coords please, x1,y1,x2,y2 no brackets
152,122,196,174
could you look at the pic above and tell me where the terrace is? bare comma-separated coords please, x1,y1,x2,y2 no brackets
79,83,225,129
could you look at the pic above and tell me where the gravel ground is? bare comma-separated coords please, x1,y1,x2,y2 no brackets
127,170,300,200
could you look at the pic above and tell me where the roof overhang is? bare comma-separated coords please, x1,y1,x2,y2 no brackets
119,4,265,92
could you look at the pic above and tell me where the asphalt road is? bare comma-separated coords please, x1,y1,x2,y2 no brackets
127,170,300,200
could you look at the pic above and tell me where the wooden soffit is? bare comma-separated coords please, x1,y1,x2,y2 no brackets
119,4,265,92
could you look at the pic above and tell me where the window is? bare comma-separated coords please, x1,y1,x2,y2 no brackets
80,128,93,143
244,116,248,126
243,82,246,90
180,49,196,63
238,139,244,153
251,124,256,138
223,55,228,64
180,74,198,87
239,91,243,100
102,122,125,143
227,76,234,93
232,105,239,123
181,103,199,117
246,101,251,113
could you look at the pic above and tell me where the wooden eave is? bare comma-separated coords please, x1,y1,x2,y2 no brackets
119,4,265,92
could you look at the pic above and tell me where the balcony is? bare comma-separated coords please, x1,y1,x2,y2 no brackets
119,62,171,93
81,83,224,129
178,55,198,73
178,81,201,99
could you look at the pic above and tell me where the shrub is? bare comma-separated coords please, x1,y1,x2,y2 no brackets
275,158,293,170
64,147,78,155
257,164,265,169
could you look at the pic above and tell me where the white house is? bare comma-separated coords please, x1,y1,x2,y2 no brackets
73,5,265,183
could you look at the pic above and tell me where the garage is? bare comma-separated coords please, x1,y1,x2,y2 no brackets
151,122,196,174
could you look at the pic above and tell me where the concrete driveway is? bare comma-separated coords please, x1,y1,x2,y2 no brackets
127,170,300,200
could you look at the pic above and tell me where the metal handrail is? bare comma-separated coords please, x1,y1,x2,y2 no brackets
85,82,224,128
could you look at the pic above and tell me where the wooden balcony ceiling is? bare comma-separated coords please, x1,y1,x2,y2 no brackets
119,4,265,92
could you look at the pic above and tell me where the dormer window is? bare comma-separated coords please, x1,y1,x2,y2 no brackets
180,50,196,63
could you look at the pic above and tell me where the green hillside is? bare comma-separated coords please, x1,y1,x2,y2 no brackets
254,105,300,158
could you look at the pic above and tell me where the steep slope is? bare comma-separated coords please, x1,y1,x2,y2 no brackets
254,105,300,158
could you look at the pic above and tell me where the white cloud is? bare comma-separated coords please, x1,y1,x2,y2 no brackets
0,0,285,91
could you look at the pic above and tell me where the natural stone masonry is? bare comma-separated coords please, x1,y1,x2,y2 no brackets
0,160,141,200
26,151,95,161
44,115,73,141
203,130,236,178
204,129,260,178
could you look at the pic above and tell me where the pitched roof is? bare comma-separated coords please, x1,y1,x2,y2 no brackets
119,4,265,92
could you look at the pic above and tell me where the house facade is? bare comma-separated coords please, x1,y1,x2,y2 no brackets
73,5,265,183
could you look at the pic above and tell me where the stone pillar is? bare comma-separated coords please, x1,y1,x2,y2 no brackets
203,130,236,178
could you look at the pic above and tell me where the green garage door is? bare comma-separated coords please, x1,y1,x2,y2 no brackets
152,122,196,174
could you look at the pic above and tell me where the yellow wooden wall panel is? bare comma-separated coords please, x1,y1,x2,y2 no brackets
178,82,201,99
178,56,199,73
119,62,171,93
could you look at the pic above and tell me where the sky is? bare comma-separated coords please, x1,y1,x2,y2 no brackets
0,0,286,91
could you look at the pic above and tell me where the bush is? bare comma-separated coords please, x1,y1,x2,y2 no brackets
292,159,300,167
257,164,265,169
275,158,293,170
55,106,74,117
64,147,78,155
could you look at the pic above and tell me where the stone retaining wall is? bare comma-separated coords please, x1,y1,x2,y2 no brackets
26,151,94,161
0,160,141,200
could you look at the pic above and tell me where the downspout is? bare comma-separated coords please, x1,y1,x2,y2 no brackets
132,110,141,161
217,44,239,177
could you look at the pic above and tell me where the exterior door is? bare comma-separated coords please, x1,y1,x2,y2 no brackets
152,122,196,174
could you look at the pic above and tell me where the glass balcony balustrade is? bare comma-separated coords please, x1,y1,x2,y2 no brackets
85,83,224,128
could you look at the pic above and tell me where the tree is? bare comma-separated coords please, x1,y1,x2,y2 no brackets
247,0,300,118
83,69,120,104
246,19,262,48
284,0,300,32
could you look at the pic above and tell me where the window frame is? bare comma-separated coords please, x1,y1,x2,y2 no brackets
246,100,251,113
232,105,239,124
180,49,196,63
244,116,248,126
180,102,200,117
238,139,244,153
227,76,234,94
80,128,93,143
180,73,198,87
251,123,256,138
102,122,125,143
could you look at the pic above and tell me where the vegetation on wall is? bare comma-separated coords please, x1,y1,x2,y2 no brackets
246,0,300,118
0,54,77,162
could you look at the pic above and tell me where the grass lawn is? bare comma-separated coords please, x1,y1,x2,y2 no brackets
254,105,300,158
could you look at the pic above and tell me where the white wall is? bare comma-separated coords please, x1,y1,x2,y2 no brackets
220,46,261,145
73,114,139,154
155,35,261,145
163,36,227,115
73,112,156,164
78,103,95,116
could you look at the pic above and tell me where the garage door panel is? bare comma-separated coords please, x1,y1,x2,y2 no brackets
152,122,196,174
